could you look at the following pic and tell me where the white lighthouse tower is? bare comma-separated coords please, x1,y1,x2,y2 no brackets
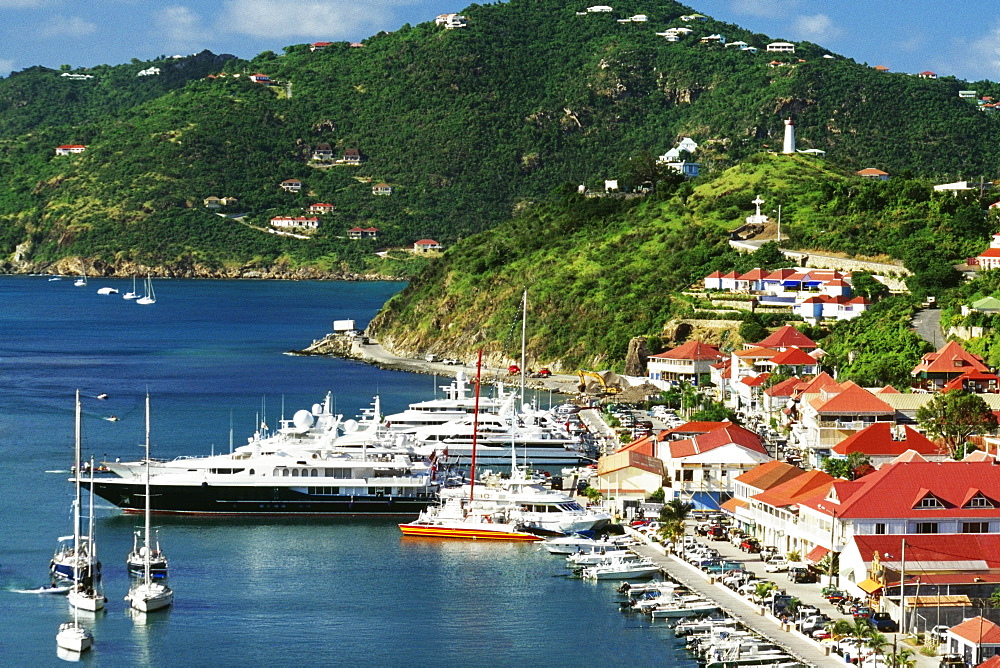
782,117,796,154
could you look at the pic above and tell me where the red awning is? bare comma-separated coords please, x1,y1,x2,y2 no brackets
805,545,830,564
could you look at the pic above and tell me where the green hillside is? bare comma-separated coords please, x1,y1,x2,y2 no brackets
369,154,990,370
3,0,1000,275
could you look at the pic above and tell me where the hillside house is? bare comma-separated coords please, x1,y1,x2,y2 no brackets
918,70,938,79
310,42,333,51
203,196,238,209
680,14,707,22
700,34,725,45
137,67,161,77
435,13,468,28
347,227,379,240
414,239,442,252
856,167,890,180
976,233,1000,270
55,145,87,156
911,340,992,392
307,203,336,214
585,5,613,12
766,42,795,53
270,216,319,230
311,144,334,161
60,72,94,80
647,340,723,386
796,382,897,459
280,179,303,192
796,294,871,322
341,149,362,164
935,180,974,192
617,14,647,22
372,183,393,196
874,65,890,72
249,73,272,84
349,42,365,48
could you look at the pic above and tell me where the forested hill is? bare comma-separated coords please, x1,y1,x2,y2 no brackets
3,0,1000,275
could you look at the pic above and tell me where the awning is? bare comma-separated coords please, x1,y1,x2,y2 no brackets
906,595,971,608
805,545,830,565
857,578,883,594
720,498,748,515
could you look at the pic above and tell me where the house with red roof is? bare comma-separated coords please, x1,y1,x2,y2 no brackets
856,167,889,180
918,70,938,79
754,325,817,352
912,340,991,391
280,179,302,192
307,203,336,215
413,239,442,253
977,233,1000,270
796,294,870,322
372,182,393,196
347,226,379,240
249,73,272,84
798,381,897,452
762,375,801,423
948,617,1000,664
595,446,665,504
763,347,820,375
647,340,723,386
341,148,362,165
55,144,87,156
310,42,333,52
746,469,836,556
829,423,947,466
725,460,807,530
656,423,771,510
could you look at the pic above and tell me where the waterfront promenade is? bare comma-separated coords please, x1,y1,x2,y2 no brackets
628,535,842,667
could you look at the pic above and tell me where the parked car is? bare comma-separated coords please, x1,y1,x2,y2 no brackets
851,606,873,619
823,589,847,604
707,526,727,541
740,538,761,553
939,655,965,668
760,545,778,561
867,612,898,633
764,556,790,573
797,614,831,635
929,625,951,645
789,568,818,584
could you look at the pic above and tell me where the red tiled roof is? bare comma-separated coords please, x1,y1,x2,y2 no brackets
769,347,818,366
875,385,901,394
795,371,838,396
804,460,1000,519
952,617,1000,645
979,248,1000,259
805,545,829,564
832,423,944,457
853,536,1000,571
912,340,989,376
942,369,1000,391
619,434,656,457
756,325,816,350
735,346,779,359
740,374,770,387
751,470,835,508
857,167,888,175
706,270,723,278
734,460,805,490
978,655,1000,668
811,382,895,415
764,268,798,281
720,498,748,514
662,421,732,437
764,375,801,398
739,268,769,280
668,424,767,458
57,144,87,149
415,239,439,245
650,340,723,362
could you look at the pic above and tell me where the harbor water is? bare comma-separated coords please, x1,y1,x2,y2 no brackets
0,276,696,666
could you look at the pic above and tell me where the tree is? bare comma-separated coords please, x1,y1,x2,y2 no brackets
916,390,999,457
887,649,916,668
851,272,890,301
658,498,693,548
822,451,873,480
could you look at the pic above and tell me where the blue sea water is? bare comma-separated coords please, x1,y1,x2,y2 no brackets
0,276,695,666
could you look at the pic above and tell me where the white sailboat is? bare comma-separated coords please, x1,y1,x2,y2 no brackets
123,275,139,300
136,275,156,305
125,394,173,612
73,265,87,287
68,456,107,612
56,391,94,654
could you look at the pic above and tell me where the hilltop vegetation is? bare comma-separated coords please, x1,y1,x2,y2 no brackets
4,0,1000,276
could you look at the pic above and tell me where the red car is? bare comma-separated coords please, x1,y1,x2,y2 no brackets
740,539,761,553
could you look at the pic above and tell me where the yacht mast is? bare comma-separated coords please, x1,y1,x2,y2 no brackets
144,392,152,586
469,349,483,503
520,288,527,400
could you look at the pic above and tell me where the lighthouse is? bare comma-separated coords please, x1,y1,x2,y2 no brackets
782,117,796,154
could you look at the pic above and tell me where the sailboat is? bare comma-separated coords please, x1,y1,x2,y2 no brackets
125,393,173,612
136,275,156,305
68,456,107,611
123,275,139,300
51,392,102,585
399,350,541,541
56,391,94,654
126,528,168,579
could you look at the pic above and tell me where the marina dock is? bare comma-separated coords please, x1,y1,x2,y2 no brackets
627,536,842,667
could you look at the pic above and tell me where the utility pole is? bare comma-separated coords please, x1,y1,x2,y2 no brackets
899,539,907,635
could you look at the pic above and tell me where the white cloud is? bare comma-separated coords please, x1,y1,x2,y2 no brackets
0,59,14,76
38,15,97,38
221,0,385,39
947,26,1000,81
155,5,210,48
0,0,52,7
790,13,841,41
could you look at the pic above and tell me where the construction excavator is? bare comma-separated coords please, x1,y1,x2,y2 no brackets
576,370,622,395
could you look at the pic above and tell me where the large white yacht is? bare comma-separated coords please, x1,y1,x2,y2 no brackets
382,372,512,431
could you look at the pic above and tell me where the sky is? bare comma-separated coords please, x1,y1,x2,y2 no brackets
1,0,1000,82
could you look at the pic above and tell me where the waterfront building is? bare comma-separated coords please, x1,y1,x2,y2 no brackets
723,460,806,531
746,469,835,557
646,340,722,386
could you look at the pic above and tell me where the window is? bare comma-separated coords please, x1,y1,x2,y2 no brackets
874,523,886,535
966,495,993,509
915,495,943,509
962,522,989,533
915,522,938,534
682,470,694,482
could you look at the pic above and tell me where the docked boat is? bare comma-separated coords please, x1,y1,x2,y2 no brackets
543,533,633,554
52,393,102,585
566,548,634,567
82,394,438,516
399,496,541,541
581,556,660,580
68,458,107,611
648,598,720,619
383,372,511,431
125,394,173,612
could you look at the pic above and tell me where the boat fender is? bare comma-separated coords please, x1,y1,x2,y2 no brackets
485,516,492,523
312,454,318,459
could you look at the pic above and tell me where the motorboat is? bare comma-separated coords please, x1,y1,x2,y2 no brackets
83,394,438,516
543,534,632,554
96,287,118,295
648,598,720,619
14,584,72,595
566,548,634,567
125,394,173,612
581,556,660,580
383,372,512,431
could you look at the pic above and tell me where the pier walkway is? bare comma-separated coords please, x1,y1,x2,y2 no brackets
628,539,842,666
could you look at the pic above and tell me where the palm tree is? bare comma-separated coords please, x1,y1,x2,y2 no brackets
783,597,802,622
887,648,915,667
657,498,693,549
867,631,889,665
828,618,874,660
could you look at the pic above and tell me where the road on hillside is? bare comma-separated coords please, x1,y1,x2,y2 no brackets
911,307,944,348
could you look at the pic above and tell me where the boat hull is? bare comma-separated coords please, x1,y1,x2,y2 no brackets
56,624,93,653
84,479,435,516
398,524,542,541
